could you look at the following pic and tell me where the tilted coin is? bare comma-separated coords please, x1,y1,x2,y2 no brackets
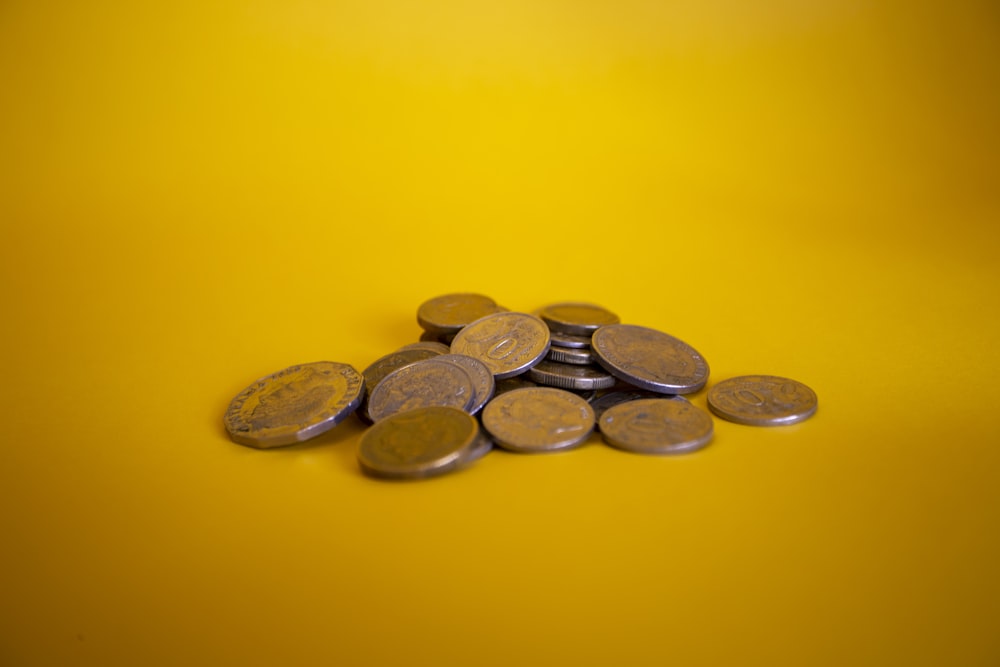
599,398,713,455
397,341,451,355
589,389,688,427
547,344,594,365
224,361,365,448
434,353,496,415
539,302,620,336
481,387,595,453
358,347,442,422
707,375,817,426
367,358,474,422
449,311,551,379
357,406,483,479
417,293,503,335
591,324,709,394
548,330,592,349
527,359,616,391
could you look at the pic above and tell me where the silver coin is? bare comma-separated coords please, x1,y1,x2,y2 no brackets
589,389,688,427
450,311,551,379
358,348,442,422
481,387,595,453
547,344,593,365
539,302,620,336
417,293,503,334
599,398,713,454
591,324,709,394
548,330,592,349
397,341,451,355
527,359,616,391
367,358,475,422
707,375,817,426
434,353,496,415
358,406,483,479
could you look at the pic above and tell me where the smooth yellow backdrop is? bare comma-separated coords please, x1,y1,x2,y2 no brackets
2,1,998,665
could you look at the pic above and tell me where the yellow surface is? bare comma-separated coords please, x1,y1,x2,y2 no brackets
2,1,999,665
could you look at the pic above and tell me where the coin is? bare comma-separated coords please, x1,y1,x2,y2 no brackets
367,358,475,422
599,398,713,454
434,353,496,415
417,293,503,335
357,348,442,422
539,302,620,336
224,361,365,448
449,311,551,379
357,406,483,479
707,375,817,426
493,375,539,396
527,359,616,391
397,341,451,355
548,330,592,349
546,344,593,365
591,324,709,394
481,387,595,453
589,389,688,427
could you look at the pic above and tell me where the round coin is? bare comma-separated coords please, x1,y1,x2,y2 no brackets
527,359,616,391
599,398,713,454
548,330,592,349
481,387,595,453
367,358,475,422
357,406,482,479
449,311,551,379
358,347,442,422
539,302,620,336
434,353,496,415
591,324,709,394
707,375,817,426
224,361,365,448
417,293,503,335
589,389,688,427
547,344,594,365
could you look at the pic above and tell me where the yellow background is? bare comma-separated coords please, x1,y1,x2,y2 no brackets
2,1,999,665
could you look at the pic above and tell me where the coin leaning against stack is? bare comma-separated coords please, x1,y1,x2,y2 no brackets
223,293,818,480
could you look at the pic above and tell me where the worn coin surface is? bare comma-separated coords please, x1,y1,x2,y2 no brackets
367,358,475,422
539,302,620,336
547,344,594,365
527,359,616,391
481,387,595,453
599,398,713,454
357,406,482,479
590,389,688,427
225,361,365,448
358,347,442,422
434,353,496,415
707,375,817,426
591,324,709,394
449,311,551,379
417,293,503,334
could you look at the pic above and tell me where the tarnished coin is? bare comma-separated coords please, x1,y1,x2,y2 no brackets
367,358,474,422
481,387,595,453
547,344,594,365
450,311,551,379
493,375,539,396
434,353,496,415
539,302,620,336
357,406,483,479
548,330,592,349
224,361,365,448
589,389,688,427
591,324,709,394
397,341,451,355
527,359,616,391
599,398,713,454
417,293,503,335
358,348,442,422
707,375,817,426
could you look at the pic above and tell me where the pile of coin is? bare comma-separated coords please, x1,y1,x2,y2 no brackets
223,293,818,480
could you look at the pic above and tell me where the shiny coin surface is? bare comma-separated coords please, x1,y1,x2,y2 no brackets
417,293,503,334
599,398,713,454
225,361,364,448
481,387,595,453
450,311,551,379
590,389,688,427
357,406,482,479
358,348,442,422
434,353,496,415
548,330,592,349
547,344,594,365
539,302,620,336
591,324,709,394
707,375,817,426
367,358,474,422
527,359,616,391
397,341,451,355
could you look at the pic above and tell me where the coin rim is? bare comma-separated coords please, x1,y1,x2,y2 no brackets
706,375,818,426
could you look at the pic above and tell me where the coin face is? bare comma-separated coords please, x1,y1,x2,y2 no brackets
357,406,482,479
599,398,713,454
417,293,503,334
358,348,442,422
367,358,475,422
591,324,709,394
539,302,620,336
224,361,365,448
527,359,616,391
449,311,551,379
434,353,496,415
707,375,817,426
481,387,595,453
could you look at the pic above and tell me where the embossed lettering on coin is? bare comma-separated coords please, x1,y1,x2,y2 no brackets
434,353,496,415
599,398,713,454
450,311,551,379
481,387,595,453
591,324,709,394
707,375,817,426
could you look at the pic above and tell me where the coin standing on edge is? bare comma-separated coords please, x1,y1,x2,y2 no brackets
481,387,595,453
707,375,817,426
224,361,365,448
539,302,620,336
591,324,709,394
417,293,503,335
450,311,551,379
599,398,713,454
367,358,475,422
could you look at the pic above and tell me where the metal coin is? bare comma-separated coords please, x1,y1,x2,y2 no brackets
419,329,456,345
539,302,620,336
417,293,503,335
707,375,817,426
224,361,365,448
397,341,451,355
591,324,709,394
589,389,688,427
358,348,442,422
367,358,475,422
357,406,482,479
449,311,551,380
599,398,713,454
527,359,616,391
547,344,593,365
493,375,539,396
434,353,496,415
548,330,592,349
481,387,595,453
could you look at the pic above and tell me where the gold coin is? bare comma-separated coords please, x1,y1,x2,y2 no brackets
357,406,482,479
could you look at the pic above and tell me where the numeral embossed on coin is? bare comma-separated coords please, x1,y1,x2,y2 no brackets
450,312,551,379
707,375,817,426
